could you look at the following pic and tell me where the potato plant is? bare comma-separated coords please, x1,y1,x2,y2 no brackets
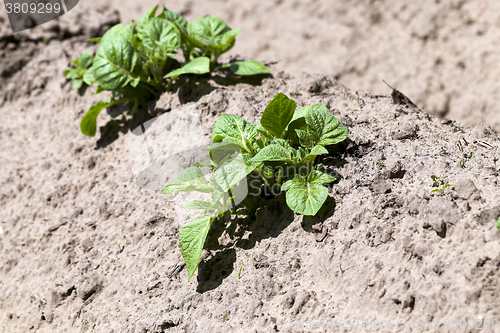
164,93,348,278
65,5,269,137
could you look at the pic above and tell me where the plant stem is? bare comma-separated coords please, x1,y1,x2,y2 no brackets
258,167,275,188
139,78,163,93
240,195,258,217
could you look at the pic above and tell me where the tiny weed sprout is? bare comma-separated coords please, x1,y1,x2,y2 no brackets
430,175,454,195
457,139,474,168
238,265,243,279
348,91,364,110
64,49,93,90
163,92,348,278
496,217,500,231
65,5,269,137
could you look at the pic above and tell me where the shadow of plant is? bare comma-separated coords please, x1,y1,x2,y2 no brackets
91,72,271,147
196,248,236,293
95,104,154,149
301,196,336,231
195,192,335,292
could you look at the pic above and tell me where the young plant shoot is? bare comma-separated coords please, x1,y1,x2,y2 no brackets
65,5,269,137
163,92,348,278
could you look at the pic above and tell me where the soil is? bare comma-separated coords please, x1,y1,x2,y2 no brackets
1,4,500,333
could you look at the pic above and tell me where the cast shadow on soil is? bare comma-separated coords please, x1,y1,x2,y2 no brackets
175,72,271,104
196,192,334,292
93,72,270,148
301,196,336,231
196,248,237,293
196,194,293,292
95,104,154,149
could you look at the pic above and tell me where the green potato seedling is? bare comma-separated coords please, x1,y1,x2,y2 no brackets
164,92,348,278
64,49,93,90
65,5,269,137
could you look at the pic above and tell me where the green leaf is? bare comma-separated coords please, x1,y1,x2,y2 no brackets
82,66,95,86
212,153,259,192
269,138,292,148
81,98,131,136
163,7,188,33
309,145,329,156
164,57,210,78
225,60,269,76
211,114,258,152
193,161,217,169
142,18,181,57
292,147,308,164
220,27,241,45
188,15,238,49
77,49,93,69
296,129,314,149
72,79,83,90
284,117,306,141
95,85,105,94
101,23,133,45
260,92,297,138
281,171,334,215
91,36,138,90
134,5,158,37
183,200,221,211
65,49,93,89
87,37,102,42
163,166,214,194
203,141,241,164
304,104,348,146
496,217,500,230
212,188,224,202
308,170,336,185
256,123,273,142
250,144,292,162
179,213,215,278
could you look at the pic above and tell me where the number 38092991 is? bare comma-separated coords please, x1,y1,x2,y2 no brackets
5,2,62,14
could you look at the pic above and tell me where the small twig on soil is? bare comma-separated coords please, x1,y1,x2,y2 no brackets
474,4,489,23
340,256,353,274
72,293,97,326
39,220,68,239
168,263,185,278
476,140,493,149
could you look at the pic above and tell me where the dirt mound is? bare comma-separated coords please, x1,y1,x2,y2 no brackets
1,8,500,333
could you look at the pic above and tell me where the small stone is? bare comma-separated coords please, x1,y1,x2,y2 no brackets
77,276,101,300
50,284,75,306
392,124,417,140
424,198,462,225
291,291,311,314
282,289,296,309
71,207,83,219
431,219,447,238
371,181,391,194
453,180,481,200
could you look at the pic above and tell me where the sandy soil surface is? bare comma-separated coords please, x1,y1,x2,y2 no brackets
1,4,500,333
